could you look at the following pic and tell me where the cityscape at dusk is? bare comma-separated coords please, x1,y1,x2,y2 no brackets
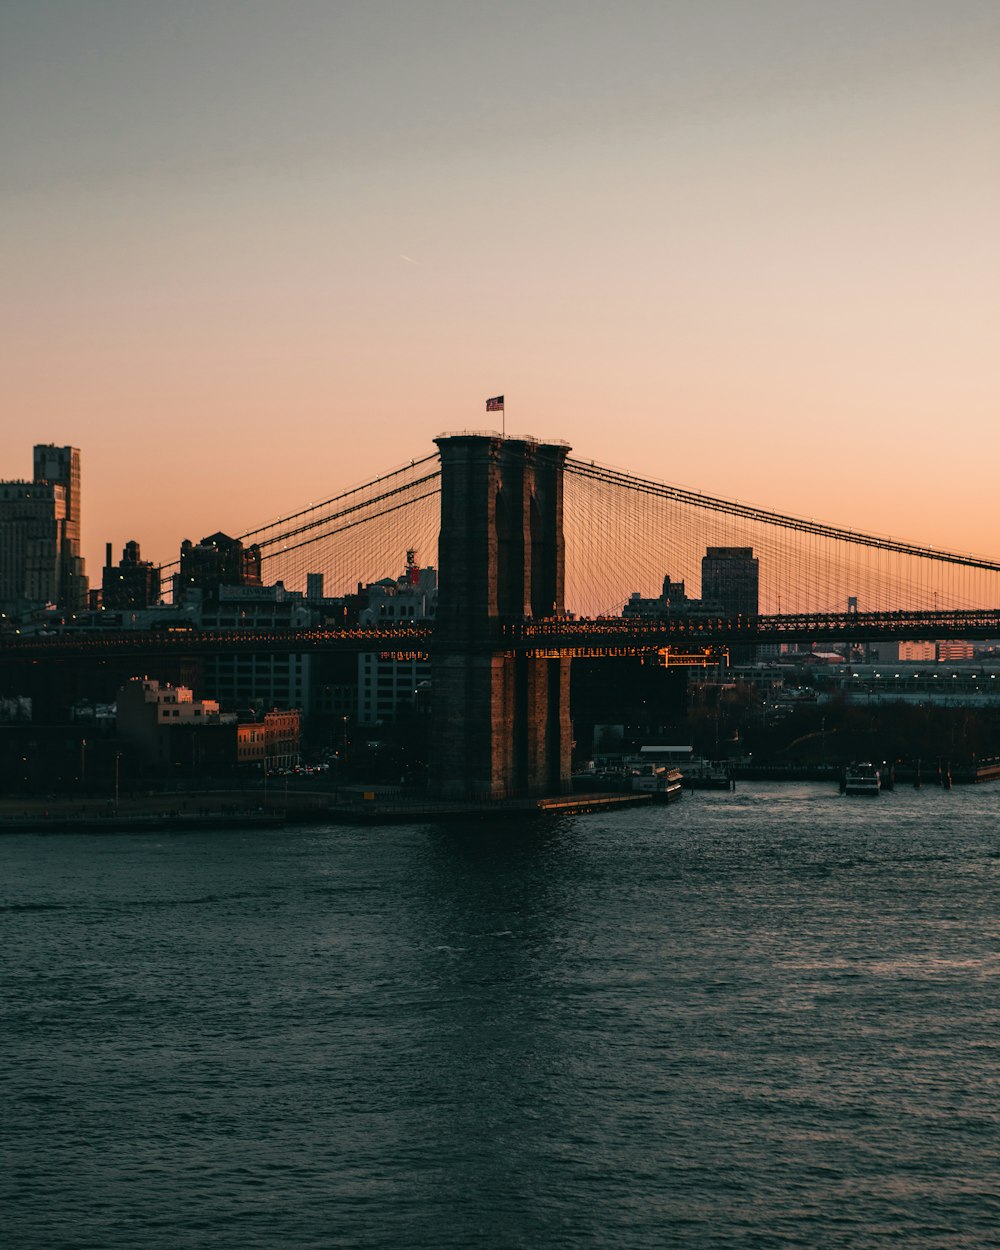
3,1,999,576
3,5,999,1250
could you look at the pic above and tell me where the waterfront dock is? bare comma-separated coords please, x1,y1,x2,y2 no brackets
0,789,653,832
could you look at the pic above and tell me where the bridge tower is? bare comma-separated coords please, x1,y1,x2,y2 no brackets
431,433,573,799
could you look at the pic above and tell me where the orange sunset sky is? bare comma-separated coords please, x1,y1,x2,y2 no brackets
2,0,998,582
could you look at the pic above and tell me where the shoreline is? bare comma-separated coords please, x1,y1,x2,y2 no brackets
0,790,654,832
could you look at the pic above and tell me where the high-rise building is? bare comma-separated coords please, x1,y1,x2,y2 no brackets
701,547,759,618
0,444,88,615
174,532,262,602
702,546,759,664
197,583,312,713
358,559,437,724
33,445,80,534
101,540,162,609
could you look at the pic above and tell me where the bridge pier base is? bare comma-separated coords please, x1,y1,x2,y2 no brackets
430,433,572,801
432,652,571,800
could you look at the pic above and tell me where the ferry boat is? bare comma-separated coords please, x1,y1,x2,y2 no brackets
681,758,733,791
630,766,684,803
842,762,881,796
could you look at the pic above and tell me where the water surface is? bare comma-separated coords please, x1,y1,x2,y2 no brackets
3,784,999,1248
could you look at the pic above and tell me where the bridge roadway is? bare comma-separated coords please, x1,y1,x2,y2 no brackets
2,609,999,662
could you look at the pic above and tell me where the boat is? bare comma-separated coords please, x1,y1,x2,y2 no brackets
842,762,881,796
630,765,684,803
681,757,733,791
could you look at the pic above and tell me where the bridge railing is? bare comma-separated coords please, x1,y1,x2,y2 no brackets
3,608,1000,659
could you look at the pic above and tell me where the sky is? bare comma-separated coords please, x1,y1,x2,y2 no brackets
2,0,998,580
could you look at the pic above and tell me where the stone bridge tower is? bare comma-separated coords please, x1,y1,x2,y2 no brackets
431,433,572,799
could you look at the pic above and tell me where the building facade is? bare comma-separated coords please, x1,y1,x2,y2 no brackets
116,677,225,770
174,532,262,602
357,558,436,725
101,540,162,609
117,677,300,774
0,444,88,615
701,547,759,618
198,584,311,714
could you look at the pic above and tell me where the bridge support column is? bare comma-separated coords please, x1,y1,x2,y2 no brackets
430,434,572,800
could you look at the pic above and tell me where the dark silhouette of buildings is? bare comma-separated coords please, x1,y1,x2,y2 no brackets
624,574,696,619
116,678,301,776
101,540,162,609
702,547,759,618
175,532,262,602
702,546,759,662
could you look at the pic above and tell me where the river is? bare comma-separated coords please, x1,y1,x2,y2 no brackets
3,783,999,1248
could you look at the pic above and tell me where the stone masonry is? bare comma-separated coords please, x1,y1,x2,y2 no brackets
430,434,572,799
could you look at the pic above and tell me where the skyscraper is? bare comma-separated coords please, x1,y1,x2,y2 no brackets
701,547,759,618
701,546,759,664
0,444,88,615
33,445,80,539
33,445,88,610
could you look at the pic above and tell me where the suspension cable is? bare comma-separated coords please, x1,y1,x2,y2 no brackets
260,487,442,561
565,457,1000,573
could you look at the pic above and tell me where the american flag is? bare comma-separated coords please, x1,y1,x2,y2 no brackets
486,395,504,412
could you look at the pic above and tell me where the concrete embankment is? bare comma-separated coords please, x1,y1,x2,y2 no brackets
331,791,653,825
895,758,1000,786
733,760,1000,786
0,790,653,832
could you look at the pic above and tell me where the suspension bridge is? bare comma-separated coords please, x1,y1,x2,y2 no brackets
158,440,1000,625
3,433,999,798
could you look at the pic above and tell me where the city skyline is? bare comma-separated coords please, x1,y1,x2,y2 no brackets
3,427,995,617
3,11,1000,1246
3,1,998,578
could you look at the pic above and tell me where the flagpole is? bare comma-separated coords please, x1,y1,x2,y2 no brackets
486,394,505,437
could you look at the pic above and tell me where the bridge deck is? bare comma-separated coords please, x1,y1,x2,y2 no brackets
2,609,999,661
